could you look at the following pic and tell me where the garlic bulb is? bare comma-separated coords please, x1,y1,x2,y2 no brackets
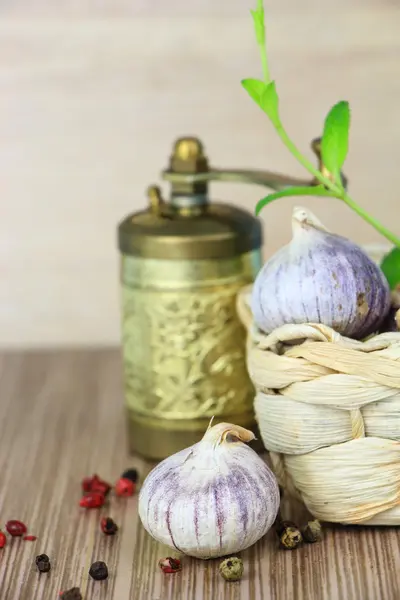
138,422,280,559
252,206,391,339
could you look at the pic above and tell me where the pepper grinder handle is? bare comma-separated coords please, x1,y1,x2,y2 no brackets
162,137,348,193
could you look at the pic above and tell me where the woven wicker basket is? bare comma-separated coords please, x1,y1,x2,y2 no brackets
237,245,400,526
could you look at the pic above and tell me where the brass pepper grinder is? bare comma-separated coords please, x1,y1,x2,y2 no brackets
117,136,340,460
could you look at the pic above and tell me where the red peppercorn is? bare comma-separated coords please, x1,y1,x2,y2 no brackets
158,557,182,573
91,480,111,496
81,476,93,493
6,520,27,537
23,535,37,541
100,517,118,535
79,493,105,509
81,474,111,496
0,531,6,549
115,478,135,497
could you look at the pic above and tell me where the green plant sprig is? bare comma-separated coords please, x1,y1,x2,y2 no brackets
243,0,400,249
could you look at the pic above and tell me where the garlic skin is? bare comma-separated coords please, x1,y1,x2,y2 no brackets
138,422,280,559
251,206,391,339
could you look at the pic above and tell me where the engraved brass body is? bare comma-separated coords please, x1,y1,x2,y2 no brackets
118,136,341,460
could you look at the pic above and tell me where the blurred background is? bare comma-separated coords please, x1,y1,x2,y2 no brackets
1,0,399,348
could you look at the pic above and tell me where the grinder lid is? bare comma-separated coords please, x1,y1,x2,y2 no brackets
117,137,262,260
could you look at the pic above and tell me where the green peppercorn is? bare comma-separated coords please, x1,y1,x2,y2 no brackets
219,557,244,581
275,519,303,550
302,519,322,543
279,525,302,550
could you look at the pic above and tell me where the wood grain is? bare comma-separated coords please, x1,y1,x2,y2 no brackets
0,0,400,347
0,348,400,599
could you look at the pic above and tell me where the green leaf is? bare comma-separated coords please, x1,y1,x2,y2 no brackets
320,100,350,184
250,8,265,45
241,79,280,126
260,81,280,126
380,247,400,290
241,78,265,105
255,185,335,216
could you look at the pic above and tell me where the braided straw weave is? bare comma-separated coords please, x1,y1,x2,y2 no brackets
237,284,400,526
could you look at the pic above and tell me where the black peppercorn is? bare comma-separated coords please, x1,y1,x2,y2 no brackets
121,468,138,483
59,588,82,600
37,560,51,573
89,560,109,581
302,519,322,543
35,554,51,573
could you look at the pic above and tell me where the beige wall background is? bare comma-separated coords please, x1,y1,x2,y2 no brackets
1,0,399,347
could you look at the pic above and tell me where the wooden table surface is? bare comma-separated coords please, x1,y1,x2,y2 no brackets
1,348,400,600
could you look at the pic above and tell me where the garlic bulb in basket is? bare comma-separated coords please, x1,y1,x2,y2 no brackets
251,206,391,339
138,422,280,559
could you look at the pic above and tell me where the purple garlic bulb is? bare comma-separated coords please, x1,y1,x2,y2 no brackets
138,422,279,559
251,207,391,340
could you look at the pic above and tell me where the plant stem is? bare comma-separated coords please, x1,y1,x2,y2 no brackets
259,43,270,84
257,0,270,84
251,0,400,249
275,124,341,193
342,192,400,247
276,123,400,246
